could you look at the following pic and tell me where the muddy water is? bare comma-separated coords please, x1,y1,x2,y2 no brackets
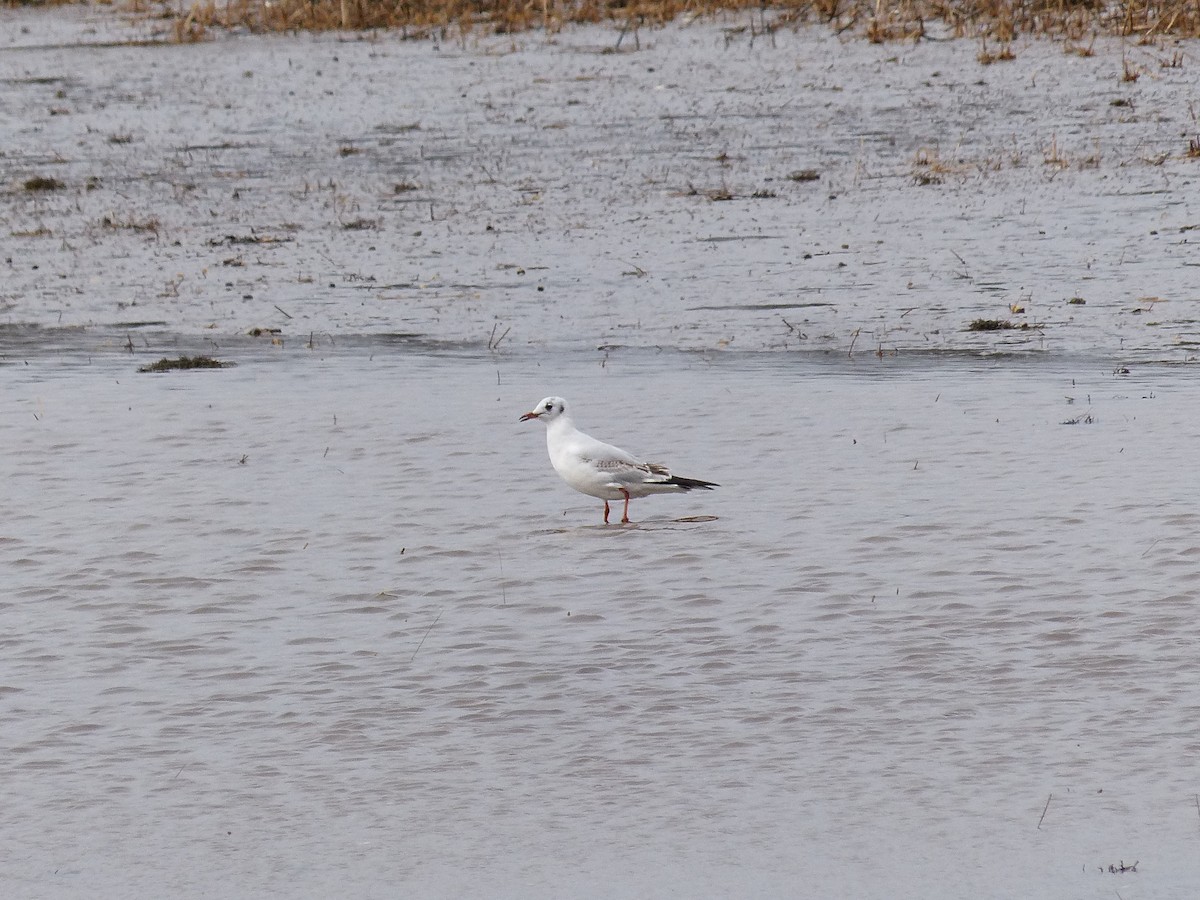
3,347,1199,897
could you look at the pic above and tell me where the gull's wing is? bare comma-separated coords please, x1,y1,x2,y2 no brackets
581,451,674,488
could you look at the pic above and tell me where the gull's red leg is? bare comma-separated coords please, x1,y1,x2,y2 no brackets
603,500,610,524
620,489,631,524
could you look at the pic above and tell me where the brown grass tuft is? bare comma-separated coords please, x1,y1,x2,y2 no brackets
977,38,1015,64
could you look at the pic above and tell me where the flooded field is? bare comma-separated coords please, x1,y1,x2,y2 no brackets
3,7,1200,359
3,5,1200,898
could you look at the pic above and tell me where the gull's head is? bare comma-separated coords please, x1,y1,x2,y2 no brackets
520,396,567,424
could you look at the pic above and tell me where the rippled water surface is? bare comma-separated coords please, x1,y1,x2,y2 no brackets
3,347,1200,898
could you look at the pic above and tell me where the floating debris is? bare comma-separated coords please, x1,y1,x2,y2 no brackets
1104,860,1138,874
206,233,292,246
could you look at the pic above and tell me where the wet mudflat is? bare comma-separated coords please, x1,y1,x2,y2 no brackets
3,4,1200,897
2,8,1199,359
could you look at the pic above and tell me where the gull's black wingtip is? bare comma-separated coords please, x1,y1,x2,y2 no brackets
667,476,719,491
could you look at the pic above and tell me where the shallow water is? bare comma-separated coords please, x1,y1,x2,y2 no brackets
3,346,1200,898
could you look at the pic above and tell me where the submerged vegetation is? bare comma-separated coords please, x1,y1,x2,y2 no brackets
967,318,1016,331
22,176,65,192
137,355,231,372
91,0,1200,43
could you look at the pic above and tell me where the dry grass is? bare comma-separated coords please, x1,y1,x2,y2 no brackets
100,212,161,232
89,0,1200,43
977,37,1015,63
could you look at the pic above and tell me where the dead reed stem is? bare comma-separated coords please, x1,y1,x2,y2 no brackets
410,608,443,662
1037,792,1052,830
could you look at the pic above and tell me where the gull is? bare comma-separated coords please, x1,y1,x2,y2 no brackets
519,396,718,524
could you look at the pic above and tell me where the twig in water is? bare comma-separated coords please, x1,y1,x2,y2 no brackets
497,551,506,606
951,249,970,278
616,15,641,50
488,325,511,351
1037,793,1053,830
410,608,443,662
848,327,861,357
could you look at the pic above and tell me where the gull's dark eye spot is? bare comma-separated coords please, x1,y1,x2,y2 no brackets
545,401,553,410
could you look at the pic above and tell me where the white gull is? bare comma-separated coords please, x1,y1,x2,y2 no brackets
519,396,718,524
